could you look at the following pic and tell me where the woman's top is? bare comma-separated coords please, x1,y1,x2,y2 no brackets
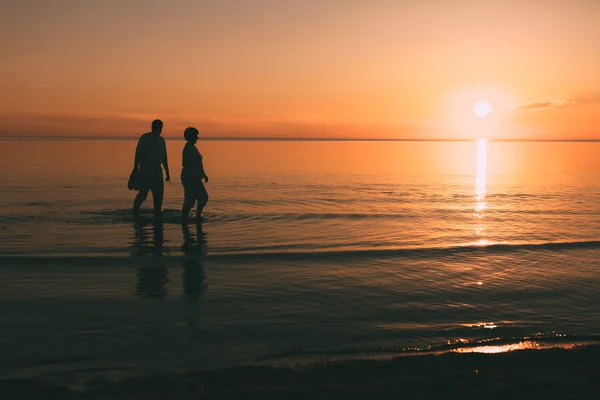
181,142,204,182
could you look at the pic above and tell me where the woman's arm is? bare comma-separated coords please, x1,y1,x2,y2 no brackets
199,159,208,182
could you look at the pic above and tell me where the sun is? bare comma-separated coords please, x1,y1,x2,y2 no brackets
440,85,515,138
472,100,494,119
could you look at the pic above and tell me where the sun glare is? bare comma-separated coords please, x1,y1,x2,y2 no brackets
441,85,514,138
472,100,494,119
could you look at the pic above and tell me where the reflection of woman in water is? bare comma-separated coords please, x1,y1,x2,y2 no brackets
181,127,209,223
181,222,207,300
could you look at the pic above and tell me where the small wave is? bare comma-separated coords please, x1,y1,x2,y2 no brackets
85,209,415,220
82,209,208,224
78,209,422,225
202,239,600,261
84,208,181,218
2,239,600,266
23,201,54,207
0,214,47,224
211,212,417,223
2,206,592,227
254,333,600,366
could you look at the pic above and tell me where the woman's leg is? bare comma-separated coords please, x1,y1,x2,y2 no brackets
182,183,197,223
196,183,209,219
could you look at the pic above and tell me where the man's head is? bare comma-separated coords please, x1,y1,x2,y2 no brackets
151,119,163,135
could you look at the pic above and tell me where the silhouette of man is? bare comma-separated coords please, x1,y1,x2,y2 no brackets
131,119,170,217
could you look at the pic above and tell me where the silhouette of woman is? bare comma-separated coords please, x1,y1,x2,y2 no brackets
181,127,209,223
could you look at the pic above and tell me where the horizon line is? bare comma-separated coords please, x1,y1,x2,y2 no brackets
1,136,600,143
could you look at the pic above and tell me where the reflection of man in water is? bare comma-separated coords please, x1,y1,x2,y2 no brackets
131,119,171,217
181,221,207,300
132,219,170,298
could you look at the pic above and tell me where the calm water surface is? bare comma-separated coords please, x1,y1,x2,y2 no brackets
1,139,600,380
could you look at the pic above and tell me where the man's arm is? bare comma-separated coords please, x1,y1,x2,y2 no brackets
132,153,140,174
162,138,170,182
132,137,142,174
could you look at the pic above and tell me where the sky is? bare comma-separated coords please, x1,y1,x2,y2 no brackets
1,0,600,139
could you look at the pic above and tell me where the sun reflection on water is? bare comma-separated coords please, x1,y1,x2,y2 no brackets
450,341,581,354
453,341,541,353
475,138,487,195
474,138,487,244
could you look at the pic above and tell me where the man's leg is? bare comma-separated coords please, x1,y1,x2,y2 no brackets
133,180,150,214
151,179,165,217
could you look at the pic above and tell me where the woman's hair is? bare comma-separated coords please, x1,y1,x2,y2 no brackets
184,127,199,142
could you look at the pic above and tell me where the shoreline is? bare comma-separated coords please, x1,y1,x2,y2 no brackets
3,343,600,399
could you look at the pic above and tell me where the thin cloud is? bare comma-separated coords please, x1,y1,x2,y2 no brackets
513,96,578,113
0,111,157,137
512,94,600,115
0,111,425,139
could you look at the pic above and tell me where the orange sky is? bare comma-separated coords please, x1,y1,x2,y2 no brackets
1,0,600,139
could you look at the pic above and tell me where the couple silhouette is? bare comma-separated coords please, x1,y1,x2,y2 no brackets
129,119,209,223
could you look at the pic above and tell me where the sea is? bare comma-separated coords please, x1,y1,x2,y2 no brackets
1,139,600,389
